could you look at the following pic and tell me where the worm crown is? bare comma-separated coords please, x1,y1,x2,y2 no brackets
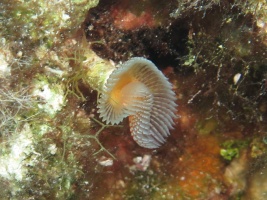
97,57,177,148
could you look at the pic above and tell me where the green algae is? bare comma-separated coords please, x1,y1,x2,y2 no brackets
197,117,218,135
250,137,267,158
220,140,249,161
126,171,161,200
0,0,111,198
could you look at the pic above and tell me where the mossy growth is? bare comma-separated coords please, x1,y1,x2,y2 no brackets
126,171,162,200
220,139,249,161
0,84,39,136
250,137,267,158
60,34,115,103
0,0,123,198
15,125,82,199
177,1,267,127
196,117,218,135
0,98,117,199
1,0,99,48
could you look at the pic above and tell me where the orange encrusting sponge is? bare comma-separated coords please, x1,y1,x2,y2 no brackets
97,57,177,148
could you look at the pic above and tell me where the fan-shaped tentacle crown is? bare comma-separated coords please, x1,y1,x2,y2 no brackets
98,57,177,148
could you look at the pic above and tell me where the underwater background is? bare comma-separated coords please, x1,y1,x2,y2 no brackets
0,0,267,199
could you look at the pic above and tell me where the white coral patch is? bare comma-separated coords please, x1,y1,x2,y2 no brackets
0,123,35,181
33,81,65,117
0,44,12,77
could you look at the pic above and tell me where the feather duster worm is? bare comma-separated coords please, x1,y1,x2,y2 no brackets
97,57,177,148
